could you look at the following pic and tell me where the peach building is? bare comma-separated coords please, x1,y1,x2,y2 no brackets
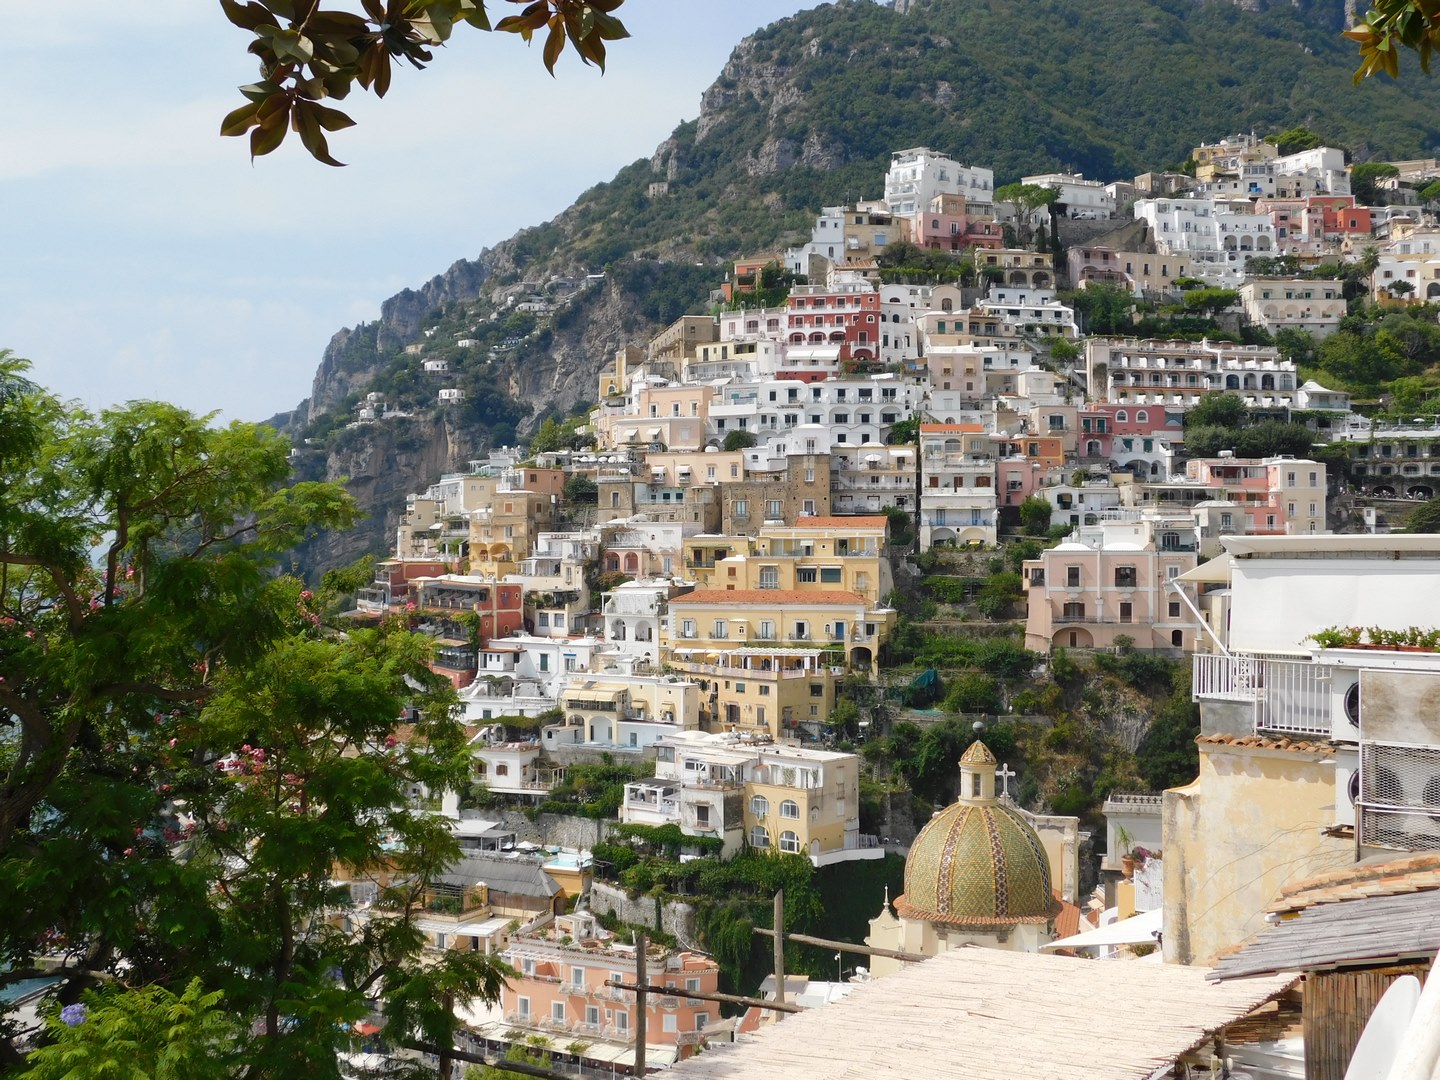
496,911,722,1065
1022,512,1201,653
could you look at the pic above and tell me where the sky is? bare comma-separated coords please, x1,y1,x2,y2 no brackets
0,1,820,421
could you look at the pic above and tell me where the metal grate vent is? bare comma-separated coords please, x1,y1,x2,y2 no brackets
1359,742,1440,850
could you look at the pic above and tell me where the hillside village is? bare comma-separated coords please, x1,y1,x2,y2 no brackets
308,135,1440,1078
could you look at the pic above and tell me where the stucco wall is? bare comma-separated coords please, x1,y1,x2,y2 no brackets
1162,744,1352,965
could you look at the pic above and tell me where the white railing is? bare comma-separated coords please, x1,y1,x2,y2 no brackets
1254,657,1331,736
1192,653,1258,702
1192,653,1331,736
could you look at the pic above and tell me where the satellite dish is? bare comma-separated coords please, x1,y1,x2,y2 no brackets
1344,974,1421,1080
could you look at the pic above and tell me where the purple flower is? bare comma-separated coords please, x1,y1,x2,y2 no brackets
60,1003,87,1027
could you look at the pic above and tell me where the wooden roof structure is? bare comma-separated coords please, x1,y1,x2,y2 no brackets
1208,889,1440,981
670,947,1295,1080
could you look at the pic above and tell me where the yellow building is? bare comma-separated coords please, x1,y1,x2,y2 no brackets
698,646,844,740
743,743,878,865
1161,733,1352,966
468,490,555,576
663,588,894,673
679,517,893,607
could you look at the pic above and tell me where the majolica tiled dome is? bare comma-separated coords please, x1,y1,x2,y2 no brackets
895,741,1056,928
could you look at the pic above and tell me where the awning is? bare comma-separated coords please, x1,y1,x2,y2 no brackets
1175,552,1232,585
1040,907,1162,952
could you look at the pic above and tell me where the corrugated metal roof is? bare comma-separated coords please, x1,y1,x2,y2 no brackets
670,947,1294,1080
438,854,560,898
1209,889,1440,981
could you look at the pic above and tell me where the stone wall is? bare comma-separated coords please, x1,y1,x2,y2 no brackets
489,809,613,850
589,881,699,945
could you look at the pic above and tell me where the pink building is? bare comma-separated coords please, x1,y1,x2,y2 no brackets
1122,456,1327,549
911,193,1004,252
1022,513,1201,653
1078,404,1183,463
498,911,723,1065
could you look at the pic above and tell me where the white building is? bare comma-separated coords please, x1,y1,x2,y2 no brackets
1021,172,1115,219
831,443,917,517
601,579,674,666
884,147,995,218
458,634,609,722
1134,196,1277,285
1238,278,1347,339
1086,338,1300,409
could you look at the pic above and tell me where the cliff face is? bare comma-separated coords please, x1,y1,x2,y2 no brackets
276,0,1440,579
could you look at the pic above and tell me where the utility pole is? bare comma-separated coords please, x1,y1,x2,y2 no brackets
634,930,647,1078
772,889,786,1021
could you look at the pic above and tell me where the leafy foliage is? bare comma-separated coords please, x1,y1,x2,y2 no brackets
0,354,506,1068
219,0,631,164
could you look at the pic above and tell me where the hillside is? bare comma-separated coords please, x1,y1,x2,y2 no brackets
279,0,1440,576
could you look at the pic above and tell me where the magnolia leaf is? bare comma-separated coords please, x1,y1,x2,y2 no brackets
542,19,564,73
220,101,263,137
292,100,345,166
260,0,299,21
310,102,357,131
250,112,290,158
591,10,628,40
219,0,273,31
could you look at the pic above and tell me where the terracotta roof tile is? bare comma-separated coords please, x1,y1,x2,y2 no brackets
1196,733,1335,755
1270,852,1440,914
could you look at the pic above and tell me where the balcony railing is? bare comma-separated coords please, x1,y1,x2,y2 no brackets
1192,653,1332,736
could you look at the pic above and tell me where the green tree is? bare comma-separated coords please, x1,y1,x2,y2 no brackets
1274,327,1319,368
563,473,598,504
995,183,1059,247
1184,392,1246,429
1182,288,1239,316
0,353,507,1069
1018,495,1053,536
1048,337,1080,364
722,429,757,451
1264,127,1325,155
1351,161,1401,205
220,0,631,164
1405,498,1440,533
1068,282,1136,335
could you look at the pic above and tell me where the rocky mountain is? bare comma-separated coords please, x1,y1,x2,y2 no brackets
278,0,1440,577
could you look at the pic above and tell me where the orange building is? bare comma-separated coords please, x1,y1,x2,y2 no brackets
497,911,723,1064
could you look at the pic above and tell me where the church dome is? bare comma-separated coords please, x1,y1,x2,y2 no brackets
895,740,1056,928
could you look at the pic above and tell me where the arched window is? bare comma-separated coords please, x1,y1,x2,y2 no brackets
1115,411,1128,422
1135,411,1148,423
780,799,799,819
779,830,801,854
750,826,769,848
750,795,769,819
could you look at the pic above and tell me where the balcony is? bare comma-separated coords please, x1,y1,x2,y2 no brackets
1191,653,1331,736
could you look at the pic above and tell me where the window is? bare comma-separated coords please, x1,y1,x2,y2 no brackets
734,499,748,518
780,830,801,854
1115,567,1137,588
572,966,585,987
758,619,775,640
750,826,770,848
758,566,779,590
686,977,701,999
680,619,696,639
586,1005,601,1026
768,499,783,518
797,568,817,583
820,567,843,583
539,653,549,672
518,997,531,1018
1066,566,1081,587
712,619,727,639
695,804,710,828
663,1015,678,1034
616,1011,628,1033
802,499,816,515
551,1002,564,1022
793,620,808,640
1168,601,1182,618
695,1013,710,1030
1119,601,1133,623
750,795,769,819
780,799,799,818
